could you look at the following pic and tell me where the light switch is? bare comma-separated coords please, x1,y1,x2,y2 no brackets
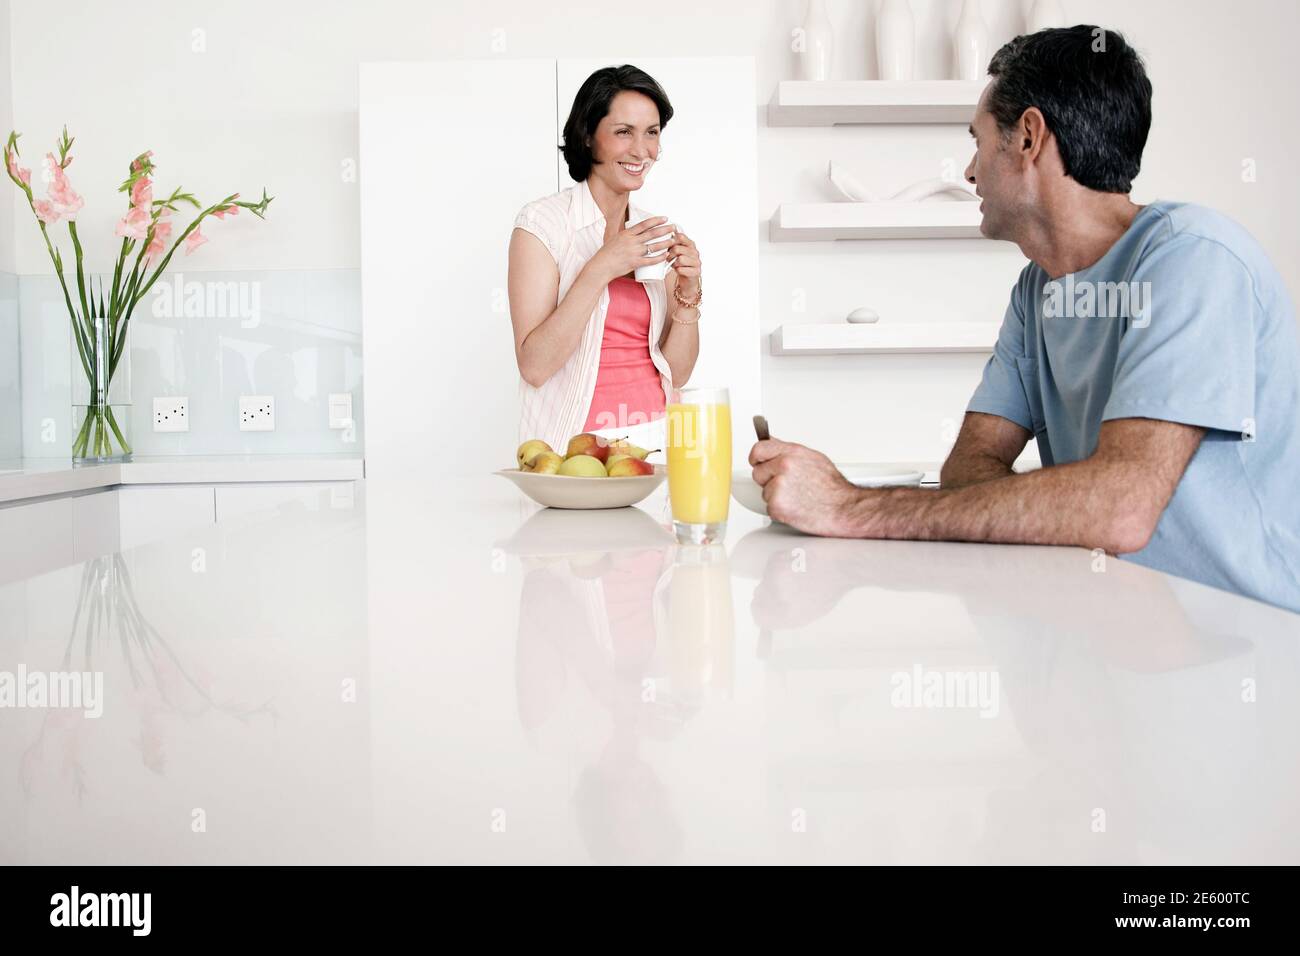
328,392,353,430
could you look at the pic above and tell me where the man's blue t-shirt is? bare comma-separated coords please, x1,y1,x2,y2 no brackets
968,200,1300,612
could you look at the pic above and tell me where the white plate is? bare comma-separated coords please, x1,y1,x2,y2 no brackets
496,465,666,510
731,463,923,517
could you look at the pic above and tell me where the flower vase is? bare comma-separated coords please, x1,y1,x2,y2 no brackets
70,282,132,464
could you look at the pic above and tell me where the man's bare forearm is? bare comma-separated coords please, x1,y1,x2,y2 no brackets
939,451,1015,490
841,456,1154,554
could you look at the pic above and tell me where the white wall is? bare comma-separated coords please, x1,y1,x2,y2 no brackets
3,0,1296,465
0,0,18,460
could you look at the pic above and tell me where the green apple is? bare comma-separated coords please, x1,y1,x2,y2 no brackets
527,451,563,475
558,454,607,477
516,438,553,469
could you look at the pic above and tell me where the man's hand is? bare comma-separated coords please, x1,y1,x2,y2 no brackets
746,418,1204,552
749,438,866,536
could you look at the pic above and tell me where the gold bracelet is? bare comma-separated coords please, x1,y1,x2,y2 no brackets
673,281,702,309
670,307,700,325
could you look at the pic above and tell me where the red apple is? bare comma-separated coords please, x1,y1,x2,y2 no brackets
606,457,654,478
565,432,615,464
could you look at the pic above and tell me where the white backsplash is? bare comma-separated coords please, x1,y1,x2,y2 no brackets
0,273,18,459
17,268,362,457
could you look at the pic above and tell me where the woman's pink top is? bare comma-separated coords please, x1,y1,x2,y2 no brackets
583,276,666,432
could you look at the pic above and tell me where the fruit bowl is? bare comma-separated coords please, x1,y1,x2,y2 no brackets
496,465,666,510
731,463,924,517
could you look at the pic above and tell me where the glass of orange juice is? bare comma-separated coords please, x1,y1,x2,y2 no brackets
666,387,731,544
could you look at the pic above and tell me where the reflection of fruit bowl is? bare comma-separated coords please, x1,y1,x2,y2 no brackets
495,504,674,555
496,466,666,510
731,463,923,517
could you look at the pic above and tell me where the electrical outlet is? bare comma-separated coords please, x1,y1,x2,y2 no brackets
239,395,275,432
153,396,189,433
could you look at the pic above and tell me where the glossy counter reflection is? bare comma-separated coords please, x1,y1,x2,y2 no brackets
4,477,1298,864
0,495,371,864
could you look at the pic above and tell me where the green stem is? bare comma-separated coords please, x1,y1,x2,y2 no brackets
111,241,150,376
106,406,132,455
71,406,91,458
68,222,92,339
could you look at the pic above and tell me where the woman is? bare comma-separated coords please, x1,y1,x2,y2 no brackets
509,64,703,456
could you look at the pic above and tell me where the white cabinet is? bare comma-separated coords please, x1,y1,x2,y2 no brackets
360,57,760,475
0,479,358,584
0,496,75,585
214,481,355,521
117,485,216,551
73,488,120,561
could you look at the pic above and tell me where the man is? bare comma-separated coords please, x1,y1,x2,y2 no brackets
751,26,1300,613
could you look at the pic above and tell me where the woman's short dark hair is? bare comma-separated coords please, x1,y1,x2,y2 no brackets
986,25,1152,194
560,65,673,182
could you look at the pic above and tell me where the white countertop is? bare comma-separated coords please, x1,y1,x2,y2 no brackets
0,454,366,504
1,473,1296,864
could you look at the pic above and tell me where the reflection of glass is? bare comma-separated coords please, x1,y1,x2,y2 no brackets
666,386,731,544
663,544,735,706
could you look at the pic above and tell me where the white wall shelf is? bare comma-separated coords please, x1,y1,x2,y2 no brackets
767,80,985,126
770,322,1000,355
769,201,983,241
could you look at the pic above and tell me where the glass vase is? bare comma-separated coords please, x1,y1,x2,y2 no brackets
70,298,132,464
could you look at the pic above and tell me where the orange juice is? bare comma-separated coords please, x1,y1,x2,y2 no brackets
666,398,732,530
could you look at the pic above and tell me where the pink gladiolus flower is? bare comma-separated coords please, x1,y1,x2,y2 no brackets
44,154,84,220
213,204,239,220
131,150,153,172
33,198,59,224
114,205,151,240
183,228,208,256
6,150,30,187
142,218,173,263
130,177,152,209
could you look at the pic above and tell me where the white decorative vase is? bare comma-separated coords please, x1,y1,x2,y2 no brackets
953,0,991,81
1027,0,1067,33
797,0,834,81
876,0,915,81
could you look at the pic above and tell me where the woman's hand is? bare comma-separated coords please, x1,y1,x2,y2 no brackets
667,229,701,298
589,216,675,282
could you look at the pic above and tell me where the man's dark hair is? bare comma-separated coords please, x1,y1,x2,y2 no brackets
986,25,1152,193
560,65,673,182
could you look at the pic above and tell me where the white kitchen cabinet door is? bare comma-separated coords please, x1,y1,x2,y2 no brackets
72,489,120,562
214,481,355,522
117,485,216,552
0,496,75,585
360,59,557,479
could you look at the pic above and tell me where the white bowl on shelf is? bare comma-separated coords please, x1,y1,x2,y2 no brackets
731,463,923,517
496,465,666,510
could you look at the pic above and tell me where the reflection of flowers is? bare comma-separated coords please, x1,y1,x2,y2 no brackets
18,554,275,801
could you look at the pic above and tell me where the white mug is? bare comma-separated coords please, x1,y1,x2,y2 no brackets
628,215,675,282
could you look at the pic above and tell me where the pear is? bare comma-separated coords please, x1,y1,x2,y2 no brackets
557,454,607,478
516,439,553,469
607,439,657,461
